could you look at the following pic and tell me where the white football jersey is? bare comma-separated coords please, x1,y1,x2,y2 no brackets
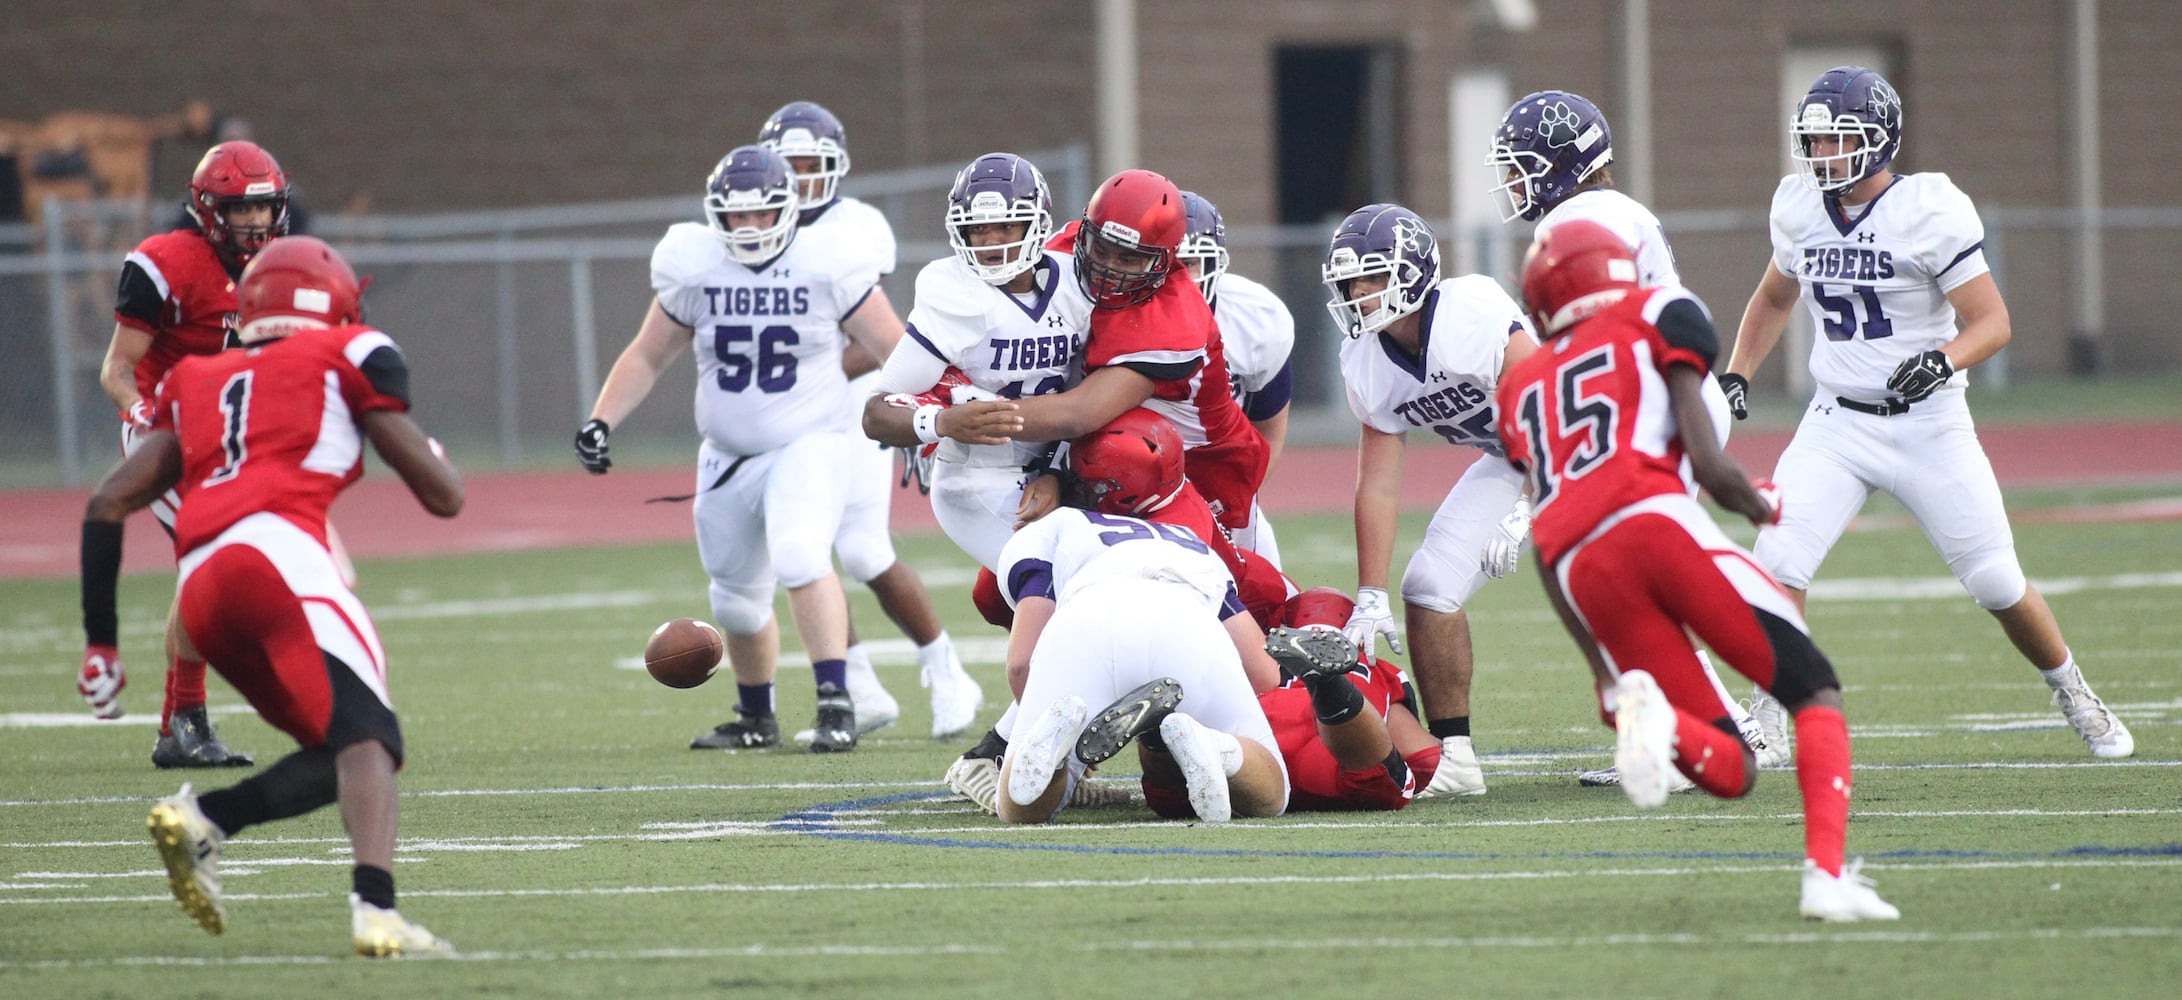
881,251,1095,467
1539,188,1680,288
997,507,1236,612
1211,273,1296,403
1340,274,1530,457
797,198,899,437
651,222,867,457
1769,173,1988,400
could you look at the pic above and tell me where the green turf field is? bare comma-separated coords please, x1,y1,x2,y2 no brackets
2,492,2178,998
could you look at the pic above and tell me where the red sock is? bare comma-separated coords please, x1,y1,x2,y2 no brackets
1793,704,1853,878
1671,711,1749,798
161,656,208,735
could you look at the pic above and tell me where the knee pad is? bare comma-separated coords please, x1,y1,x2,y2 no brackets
833,528,897,585
768,538,835,591
1399,549,1473,615
709,580,775,635
1755,609,1839,709
1958,552,2028,611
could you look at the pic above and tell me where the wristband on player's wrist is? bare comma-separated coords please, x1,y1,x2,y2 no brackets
912,404,944,445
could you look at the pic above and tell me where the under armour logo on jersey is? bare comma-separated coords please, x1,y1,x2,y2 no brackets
1047,315,1065,328
1431,371,1449,383
1856,232,1877,243
771,268,791,278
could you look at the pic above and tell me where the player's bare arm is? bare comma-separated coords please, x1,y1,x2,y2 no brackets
98,323,155,416
1003,595,1057,700
1725,262,1801,379
1940,273,2012,371
589,298,693,427
1667,364,1773,524
839,287,906,372
1008,365,1158,441
1252,407,1289,471
862,394,1022,449
1220,611,1283,694
840,341,882,379
362,410,464,518
1352,424,1405,591
84,431,183,524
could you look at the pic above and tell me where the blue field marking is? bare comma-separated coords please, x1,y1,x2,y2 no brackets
776,791,2182,864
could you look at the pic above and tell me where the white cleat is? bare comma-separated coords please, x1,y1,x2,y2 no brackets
923,649,985,740
1158,712,1233,823
1746,686,1796,769
2050,672,2134,759
1799,859,1900,922
1417,735,1487,798
1612,670,1680,810
351,894,455,958
944,755,1001,816
1005,697,1086,807
147,783,226,935
845,656,900,736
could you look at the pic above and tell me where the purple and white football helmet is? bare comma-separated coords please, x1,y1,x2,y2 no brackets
1321,204,1440,338
1176,191,1230,303
704,145,799,265
1487,91,1614,223
757,101,850,217
1791,66,1903,195
945,152,1053,285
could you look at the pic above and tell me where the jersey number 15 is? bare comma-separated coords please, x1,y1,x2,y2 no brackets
1511,346,1619,509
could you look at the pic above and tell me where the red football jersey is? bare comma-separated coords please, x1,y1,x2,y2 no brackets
1147,482,1292,628
152,325,411,555
1049,221,1268,529
116,230,242,404
1494,286,1719,565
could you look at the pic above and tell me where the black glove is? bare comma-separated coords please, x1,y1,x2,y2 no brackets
1717,373,1750,421
574,418,612,474
1885,350,1953,403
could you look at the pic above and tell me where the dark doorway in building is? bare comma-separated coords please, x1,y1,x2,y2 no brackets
1274,45,1402,406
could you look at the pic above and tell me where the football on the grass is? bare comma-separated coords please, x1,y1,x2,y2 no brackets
645,618,723,689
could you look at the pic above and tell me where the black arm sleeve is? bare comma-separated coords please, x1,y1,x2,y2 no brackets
357,345,412,408
1653,298,1720,370
81,521,123,647
1117,358,1202,383
114,260,166,328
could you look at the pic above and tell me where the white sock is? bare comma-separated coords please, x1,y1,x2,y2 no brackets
845,643,876,677
1204,728,1245,777
2040,650,2080,688
993,700,1019,741
917,632,956,671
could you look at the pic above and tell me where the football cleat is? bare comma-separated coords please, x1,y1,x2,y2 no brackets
1798,859,1900,922
78,645,127,719
1746,687,1796,768
1577,764,1695,793
147,783,226,935
691,706,781,750
2049,671,2134,758
922,645,984,740
1157,712,1232,823
351,894,455,958
151,705,254,769
1264,626,1360,684
1612,670,1679,810
1074,677,1183,767
809,682,858,753
1006,696,1087,807
945,755,1002,815
845,657,900,736
1417,735,1487,798
1069,779,1132,808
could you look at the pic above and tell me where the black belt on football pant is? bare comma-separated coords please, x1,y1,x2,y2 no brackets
647,454,751,504
1835,396,1913,417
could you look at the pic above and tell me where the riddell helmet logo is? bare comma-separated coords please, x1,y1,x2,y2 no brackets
1099,220,1143,247
292,288,332,314
1799,104,1834,127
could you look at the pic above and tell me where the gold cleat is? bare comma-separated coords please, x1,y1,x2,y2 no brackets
146,783,226,935
351,895,454,959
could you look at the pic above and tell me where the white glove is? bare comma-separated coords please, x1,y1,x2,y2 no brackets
1481,496,1533,579
1342,586,1403,656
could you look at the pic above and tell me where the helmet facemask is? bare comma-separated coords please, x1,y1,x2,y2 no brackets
1791,106,1892,194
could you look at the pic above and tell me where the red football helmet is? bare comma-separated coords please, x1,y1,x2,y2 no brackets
1519,219,1641,337
1069,408,1185,515
1278,587,1357,633
187,141,291,260
236,236,361,343
1073,169,1185,308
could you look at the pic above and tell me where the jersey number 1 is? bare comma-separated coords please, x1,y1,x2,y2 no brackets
204,371,254,486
